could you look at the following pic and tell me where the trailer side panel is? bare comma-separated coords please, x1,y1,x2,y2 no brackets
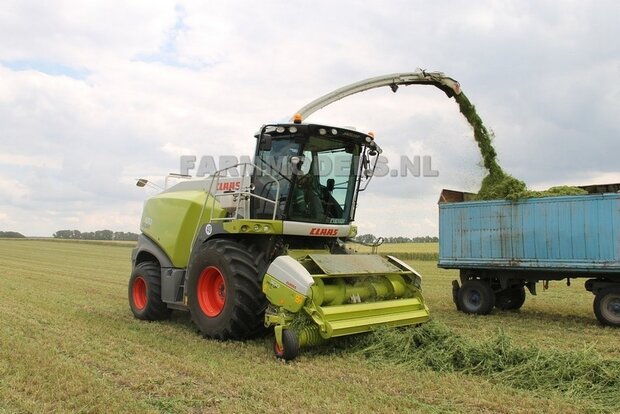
438,193,620,272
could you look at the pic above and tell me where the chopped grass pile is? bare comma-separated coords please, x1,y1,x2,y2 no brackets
502,185,588,201
453,93,586,201
351,322,620,407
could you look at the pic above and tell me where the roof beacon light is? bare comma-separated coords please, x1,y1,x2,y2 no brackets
293,113,303,124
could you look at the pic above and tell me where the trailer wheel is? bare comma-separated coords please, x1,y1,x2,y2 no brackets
495,286,526,310
128,261,172,320
593,286,620,327
452,280,461,310
457,280,495,315
273,329,300,361
187,239,268,340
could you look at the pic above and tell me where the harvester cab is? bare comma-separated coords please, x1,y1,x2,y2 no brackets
252,119,377,226
128,71,454,360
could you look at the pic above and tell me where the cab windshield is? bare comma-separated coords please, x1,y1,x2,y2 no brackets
253,126,361,224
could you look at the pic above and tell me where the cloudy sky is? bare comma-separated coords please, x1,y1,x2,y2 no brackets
1,1,619,237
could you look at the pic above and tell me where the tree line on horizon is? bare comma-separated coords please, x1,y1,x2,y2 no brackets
4,230,436,243
0,231,25,238
355,234,439,244
52,230,139,241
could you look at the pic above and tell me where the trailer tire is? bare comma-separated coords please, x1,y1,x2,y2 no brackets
457,280,495,315
452,280,461,310
128,261,172,320
273,329,300,361
495,286,526,310
187,239,268,340
593,286,620,327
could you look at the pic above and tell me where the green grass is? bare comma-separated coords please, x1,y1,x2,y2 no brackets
350,242,439,261
351,242,439,253
1,240,618,413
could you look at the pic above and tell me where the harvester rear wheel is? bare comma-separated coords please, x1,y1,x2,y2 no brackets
187,239,268,340
594,286,620,327
495,286,526,310
457,280,495,315
128,261,172,320
273,329,300,361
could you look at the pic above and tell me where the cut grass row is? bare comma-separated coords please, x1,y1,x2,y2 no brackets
350,242,440,260
351,241,439,254
1,240,618,413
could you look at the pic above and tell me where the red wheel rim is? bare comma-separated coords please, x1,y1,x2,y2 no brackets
197,266,226,317
132,276,147,310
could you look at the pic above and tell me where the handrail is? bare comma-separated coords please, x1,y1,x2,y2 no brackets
189,162,281,255
206,162,280,221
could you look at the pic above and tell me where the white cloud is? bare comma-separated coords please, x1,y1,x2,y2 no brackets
0,0,619,236
0,175,31,201
0,153,61,169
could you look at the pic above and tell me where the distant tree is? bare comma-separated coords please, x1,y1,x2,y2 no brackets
114,231,139,241
355,234,377,244
81,232,95,240
55,230,74,239
0,231,25,238
354,234,439,243
53,229,139,241
95,230,113,240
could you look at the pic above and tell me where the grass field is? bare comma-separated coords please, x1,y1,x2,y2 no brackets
1,240,618,413
351,242,439,254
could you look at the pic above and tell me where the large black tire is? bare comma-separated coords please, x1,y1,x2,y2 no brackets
273,329,300,361
128,261,172,320
186,239,268,340
452,280,461,310
495,286,526,310
593,286,620,327
457,280,495,315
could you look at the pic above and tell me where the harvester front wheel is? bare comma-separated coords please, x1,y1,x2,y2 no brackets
457,280,495,315
128,262,172,320
273,329,300,361
594,286,620,327
187,239,267,340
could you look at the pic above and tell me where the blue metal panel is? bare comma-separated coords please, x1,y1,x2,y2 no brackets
522,202,536,259
533,201,546,260
557,201,573,259
511,204,524,259
480,205,492,261
438,193,620,272
584,199,600,260
598,198,614,260
470,206,481,258
545,201,560,260
570,200,586,259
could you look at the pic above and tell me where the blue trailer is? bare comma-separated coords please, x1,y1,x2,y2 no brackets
437,184,620,326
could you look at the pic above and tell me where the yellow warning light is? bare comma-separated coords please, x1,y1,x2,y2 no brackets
368,132,375,139
293,113,303,124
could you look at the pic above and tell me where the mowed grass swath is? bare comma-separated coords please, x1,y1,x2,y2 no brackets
2,240,620,413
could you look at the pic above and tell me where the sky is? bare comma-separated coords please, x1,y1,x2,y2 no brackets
1,1,619,237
